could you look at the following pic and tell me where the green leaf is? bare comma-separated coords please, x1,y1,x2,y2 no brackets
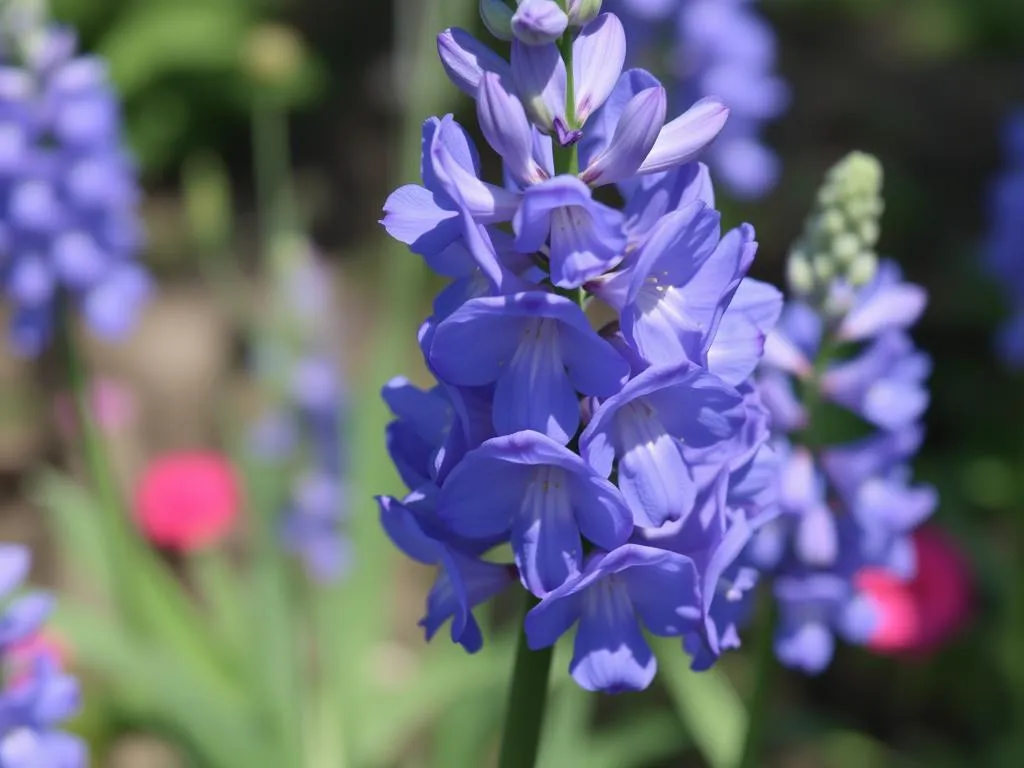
54,603,273,768
32,469,114,601
98,3,251,99
584,710,688,768
654,638,747,768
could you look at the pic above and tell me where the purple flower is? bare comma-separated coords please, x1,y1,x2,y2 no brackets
428,291,629,444
0,26,147,355
580,361,745,527
608,0,789,199
0,545,85,766
381,116,518,267
511,0,569,46
438,430,633,595
821,332,930,431
378,495,515,652
985,108,1024,367
514,176,627,287
525,544,700,692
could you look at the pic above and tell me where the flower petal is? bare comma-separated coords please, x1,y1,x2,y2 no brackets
579,86,666,187
616,411,694,527
511,39,567,132
513,468,583,594
571,583,656,692
622,550,700,636
437,27,513,95
638,97,730,175
429,297,528,385
477,72,544,186
573,14,627,125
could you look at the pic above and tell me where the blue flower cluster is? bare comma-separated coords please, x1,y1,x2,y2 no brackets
751,153,937,672
606,0,789,199
0,544,85,766
250,239,349,582
379,2,784,693
0,22,148,356
985,110,1024,367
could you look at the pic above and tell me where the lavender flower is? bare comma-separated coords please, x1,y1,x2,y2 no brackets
0,544,86,766
607,0,789,198
985,109,1024,367
378,4,783,692
0,20,147,356
251,239,348,582
752,153,937,673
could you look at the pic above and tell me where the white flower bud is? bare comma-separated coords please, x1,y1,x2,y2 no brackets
847,251,878,287
787,252,815,295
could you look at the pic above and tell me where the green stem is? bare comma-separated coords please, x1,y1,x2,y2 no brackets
252,94,295,256
735,596,777,768
497,596,554,768
55,301,134,620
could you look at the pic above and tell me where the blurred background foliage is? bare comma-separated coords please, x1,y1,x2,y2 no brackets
3,0,1024,765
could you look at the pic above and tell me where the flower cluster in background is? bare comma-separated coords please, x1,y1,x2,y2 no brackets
379,1,786,692
749,152,940,672
0,9,148,356
250,237,349,582
0,544,84,766
607,0,789,199
985,109,1024,367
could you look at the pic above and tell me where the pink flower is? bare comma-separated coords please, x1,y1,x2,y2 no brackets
5,632,70,690
856,525,973,655
133,452,240,552
53,377,137,438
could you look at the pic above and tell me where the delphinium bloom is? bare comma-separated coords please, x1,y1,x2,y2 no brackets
250,238,349,582
984,110,1024,367
0,13,148,355
749,152,938,673
604,0,789,199
0,544,86,766
378,0,783,692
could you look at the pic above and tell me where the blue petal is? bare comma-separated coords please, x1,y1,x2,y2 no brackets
437,27,513,96
438,449,529,540
707,278,783,386
377,495,443,565
616,404,695,527
0,592,53,647
621,550,700,636
477,72,544,186
513,466,584,594
493,319,581,443
565,473,633,552
579,86,666,187
571,581,656,692
0,544,29,597
511,39,566,131
638,97,730,175
774,619,835,674
573,14,627,124
429,297,528,385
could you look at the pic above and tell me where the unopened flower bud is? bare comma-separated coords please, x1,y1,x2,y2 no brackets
512,0,569,45
787,251,815,295
812,254,835,283
847,251,878,287
480,0,514,40
831,232,860,264
567,0,602,26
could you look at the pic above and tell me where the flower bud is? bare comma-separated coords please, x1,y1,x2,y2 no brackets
831,232,860,264
787,251,815,295
511,0,569,45
567,0,602,26
847,251,878,287
480,0,514,40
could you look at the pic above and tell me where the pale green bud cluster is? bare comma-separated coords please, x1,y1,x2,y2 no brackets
787,152,884,305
